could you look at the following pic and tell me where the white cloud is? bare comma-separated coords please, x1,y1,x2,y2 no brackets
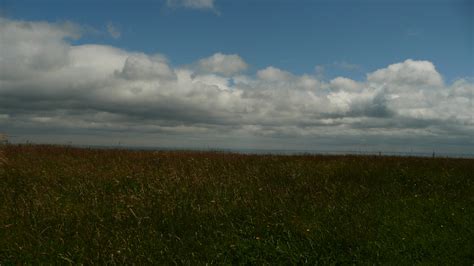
197,53,247,76
0,17,473,152
257,66,293,82
330,77,362,91
367,59,444,88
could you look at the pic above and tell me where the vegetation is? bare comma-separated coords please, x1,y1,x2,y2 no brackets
0,145,473,264
0,134,6,166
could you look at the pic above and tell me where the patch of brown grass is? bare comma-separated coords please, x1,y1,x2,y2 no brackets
0,149,5,165
0,134,6,165
0,147,5,166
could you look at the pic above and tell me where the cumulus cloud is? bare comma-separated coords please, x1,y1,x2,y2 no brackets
330,77,362,91
367,59,444,88
116,54,174,80
0,17,81,80
197,53,247,76
257,66,293,82
0,17,473,152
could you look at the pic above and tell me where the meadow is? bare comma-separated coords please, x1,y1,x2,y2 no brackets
0,145,473,264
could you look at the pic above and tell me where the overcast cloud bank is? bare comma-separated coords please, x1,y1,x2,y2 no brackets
0,18,473,152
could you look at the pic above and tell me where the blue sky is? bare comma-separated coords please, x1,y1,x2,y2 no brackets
0,0,473,153
3,0,472,81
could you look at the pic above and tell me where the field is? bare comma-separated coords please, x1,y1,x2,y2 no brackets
0,145,473,264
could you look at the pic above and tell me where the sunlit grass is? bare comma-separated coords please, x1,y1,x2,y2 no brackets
0,145,472,264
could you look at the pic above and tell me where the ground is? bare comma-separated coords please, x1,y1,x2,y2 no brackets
0,145,473,264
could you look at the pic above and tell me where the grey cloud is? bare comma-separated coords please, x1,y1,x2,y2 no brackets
116,54,175,80
0,18,80,80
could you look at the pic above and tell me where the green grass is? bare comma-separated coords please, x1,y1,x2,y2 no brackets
0,145,473,264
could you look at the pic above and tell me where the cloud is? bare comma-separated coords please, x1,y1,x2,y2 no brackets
257,66,293,82
314,65,325,79
166,0,215,10
197,53,247,76
367,59,443,88
0,17,81,80
330,77,362,91
106,22,121,39
116,54,174,80
0,17,473,152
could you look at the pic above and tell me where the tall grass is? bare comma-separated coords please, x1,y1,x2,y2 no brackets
0,145,473,264
0,150,5,166
0,135,6,166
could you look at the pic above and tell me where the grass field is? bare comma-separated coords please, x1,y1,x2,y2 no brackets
0,145,473,264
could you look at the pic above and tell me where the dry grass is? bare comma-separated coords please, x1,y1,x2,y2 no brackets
0,144,473,264
0,150,5,166
0,134,6,166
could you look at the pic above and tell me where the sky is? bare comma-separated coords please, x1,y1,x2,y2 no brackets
0,0,473,154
